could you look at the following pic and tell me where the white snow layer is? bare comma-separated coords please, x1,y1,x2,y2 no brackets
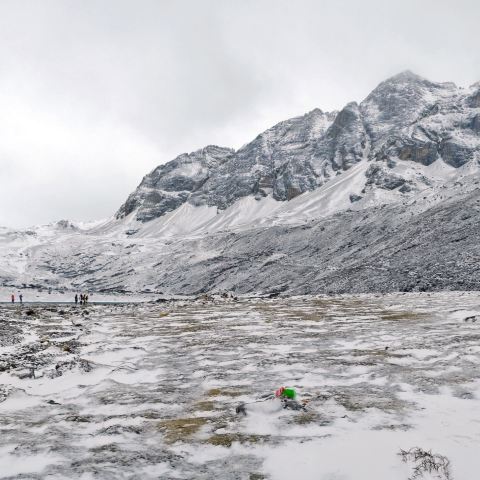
1,293,478,478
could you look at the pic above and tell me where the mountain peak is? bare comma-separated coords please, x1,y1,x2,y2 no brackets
386,70,425,83
305,107,324,116
380,70,457,90
363,71,432,105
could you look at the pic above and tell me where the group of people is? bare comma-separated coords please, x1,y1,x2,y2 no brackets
75,293,89,305
10,293,23,304
8,292,94,304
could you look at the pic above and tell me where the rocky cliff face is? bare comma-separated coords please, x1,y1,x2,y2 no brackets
116,145,235,222
363,71,479,172
116,71,480,223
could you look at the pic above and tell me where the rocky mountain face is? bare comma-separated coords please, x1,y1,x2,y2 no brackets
361,72,480,190
116,71,480,223
116,145,235,222
1,71,480,296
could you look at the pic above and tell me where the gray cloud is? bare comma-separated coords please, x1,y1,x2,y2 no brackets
0,0,479,227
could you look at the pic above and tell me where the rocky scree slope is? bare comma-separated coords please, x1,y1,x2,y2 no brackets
26,184,480,295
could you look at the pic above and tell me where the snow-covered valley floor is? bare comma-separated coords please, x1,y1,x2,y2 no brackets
1,293,479,479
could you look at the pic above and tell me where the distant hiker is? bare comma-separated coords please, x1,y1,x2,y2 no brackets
85,293,89,304
75,294,78,304
19,294,23,304
11,294,14,303
80,294,84,305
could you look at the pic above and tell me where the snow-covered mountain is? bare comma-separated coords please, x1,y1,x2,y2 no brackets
114,70,479,231
1,71,480,295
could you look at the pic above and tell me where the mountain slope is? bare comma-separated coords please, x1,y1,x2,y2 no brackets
115,70,480,229
4,181,478,295
1,71,479,296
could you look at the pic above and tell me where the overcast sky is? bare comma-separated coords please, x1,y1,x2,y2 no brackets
1,0,479,227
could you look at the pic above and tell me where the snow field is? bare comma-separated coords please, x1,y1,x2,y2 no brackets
0,292,479,479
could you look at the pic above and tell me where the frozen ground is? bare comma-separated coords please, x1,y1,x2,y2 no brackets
0,292,479,479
